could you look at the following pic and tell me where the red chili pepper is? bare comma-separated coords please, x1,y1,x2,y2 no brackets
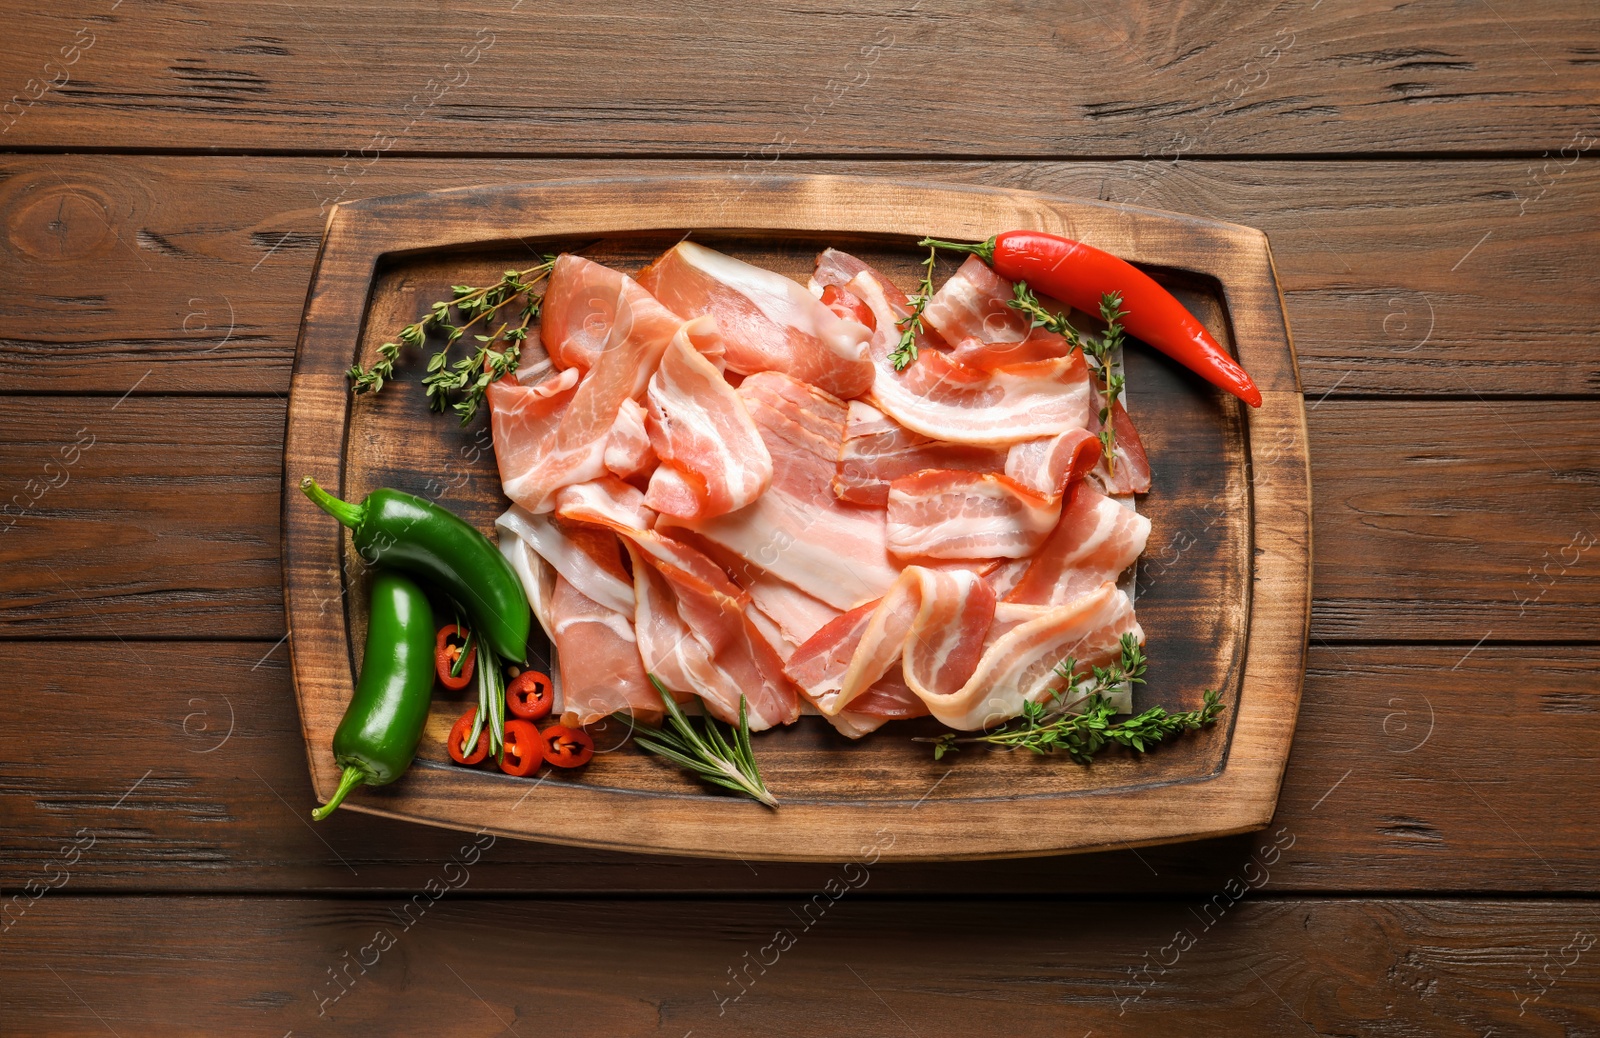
447,708,489,766
506,670,554,721
540,724,594,769
434,624,476,691
924,232,1262,408
499,720,547,777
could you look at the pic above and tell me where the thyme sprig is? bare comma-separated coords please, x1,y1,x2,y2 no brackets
920,634,1224,762
890,244,940,371
1008,286,1129,473
347,257,556,424
629,678,776,808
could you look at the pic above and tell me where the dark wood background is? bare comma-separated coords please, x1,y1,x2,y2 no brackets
2,1,1598,1034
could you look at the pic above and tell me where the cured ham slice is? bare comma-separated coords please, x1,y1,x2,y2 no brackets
494,264,682,512
886,470,1059,560
548,575,663,724
663,372,901,610
604,398,656,479
835,401,1006,507
849,272,1092,446
1005,480,1152,607
1090,398,1153,495
639,242,875,400
1005,427,1102,501
555,480,801,730
643,316,773,519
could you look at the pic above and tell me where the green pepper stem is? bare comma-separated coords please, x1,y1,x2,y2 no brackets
311,765,366,821
300,476,364,529
919,235,995,264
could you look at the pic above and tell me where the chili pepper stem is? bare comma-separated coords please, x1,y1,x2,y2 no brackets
918,235,995,263
311,765,366,821
300,476,365,529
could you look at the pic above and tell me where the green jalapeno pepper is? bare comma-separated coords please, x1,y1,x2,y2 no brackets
312,570,436,820
300,476,531,662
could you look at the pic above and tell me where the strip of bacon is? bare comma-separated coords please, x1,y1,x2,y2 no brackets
540,254,633,373
555,479,801,730
548,574,664,725
639,241,875,400
787,569,1140,729
604,398,656,480
835,401,1006,507
662,372,902,611
922,254,1074,365
849,271,1092,447
785,567,995,717
643,315,773,519
494,504,634,617
1005,426,1102,501
487,366,581,508
1005,480,1152,607
493,267,683,511
886,470,1060,560
924,582,1141,730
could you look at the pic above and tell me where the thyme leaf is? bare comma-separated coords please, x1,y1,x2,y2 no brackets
890,244,940,371
1007,285,1128,474
348,256,556,424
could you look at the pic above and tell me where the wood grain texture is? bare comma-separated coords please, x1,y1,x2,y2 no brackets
278,175,1307,860
2,642,1594,892
2,155,1596,397
4,896,1598,1037
5,398,1595,642
4,1,1598,156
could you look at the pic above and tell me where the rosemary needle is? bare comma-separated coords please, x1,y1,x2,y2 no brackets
629,678,777,808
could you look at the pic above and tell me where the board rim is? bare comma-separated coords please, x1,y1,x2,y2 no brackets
282,174,1310,862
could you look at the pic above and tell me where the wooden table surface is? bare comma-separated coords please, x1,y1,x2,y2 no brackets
3,2,1598,1034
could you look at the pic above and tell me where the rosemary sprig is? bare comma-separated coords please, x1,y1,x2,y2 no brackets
467,640,505,759
1008,285,1128,473
629,677,777,808
889,244,940,371
920,634,1224,762
347,257,556,425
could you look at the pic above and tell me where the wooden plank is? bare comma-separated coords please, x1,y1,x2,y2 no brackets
2,156,1595,397
4,1,1597,155
4,396,1595,642
0,396,286,639
1,643,1594,892
4,896,1598,1036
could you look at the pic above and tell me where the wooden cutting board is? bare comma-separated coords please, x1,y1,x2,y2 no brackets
282,175,1310,862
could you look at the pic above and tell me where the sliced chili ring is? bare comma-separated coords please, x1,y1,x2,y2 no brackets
541,724,595,769
447,708,489,766
506,670,554,721
499,720,547,778
434,624,476,691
